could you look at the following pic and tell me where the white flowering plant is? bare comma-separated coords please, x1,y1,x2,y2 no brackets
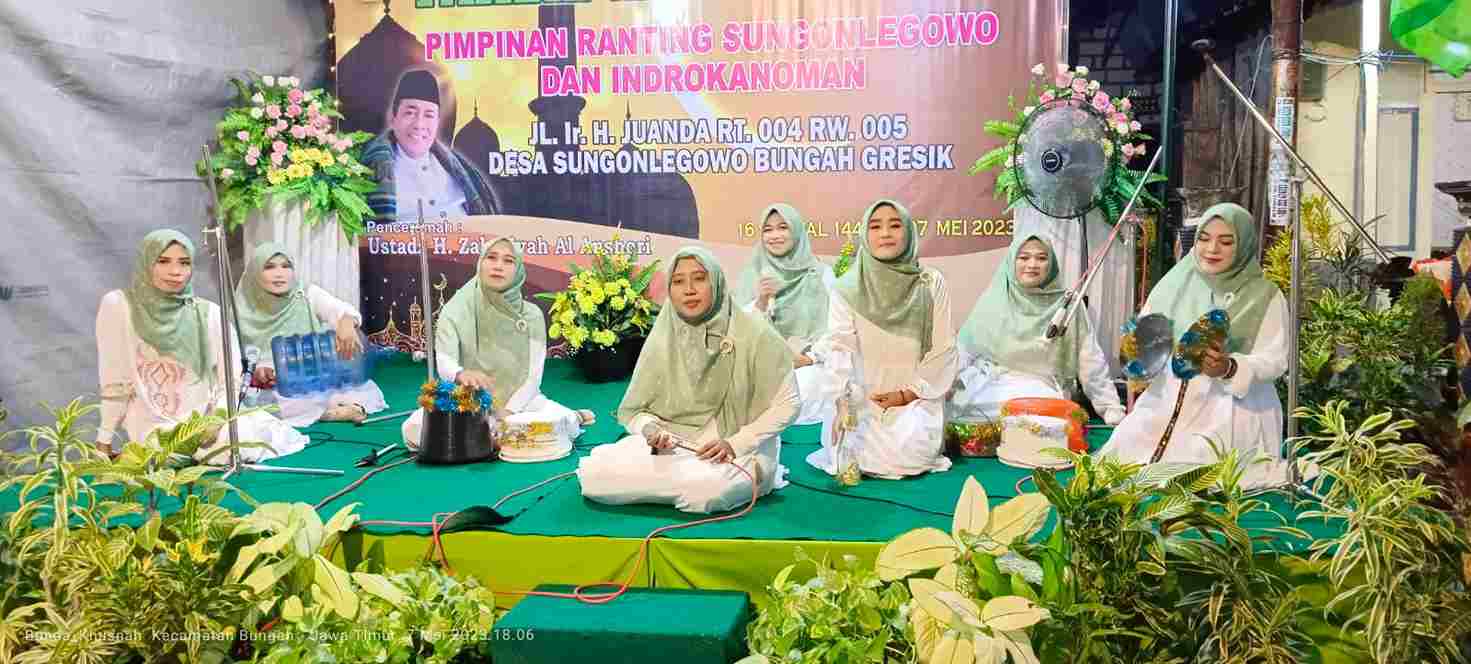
971,63,1167,224
196,74,377,241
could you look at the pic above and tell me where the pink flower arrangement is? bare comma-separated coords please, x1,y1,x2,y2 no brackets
201,73,375,239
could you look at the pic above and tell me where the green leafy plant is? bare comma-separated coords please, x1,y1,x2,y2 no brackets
0,400,499,663
1295,401,1471,664
1169,450,1315,664
197,74,376,241
741,548,915,664
0,400,257,663
1295,288,1451,440
876,477,1052,663
536,238,660,353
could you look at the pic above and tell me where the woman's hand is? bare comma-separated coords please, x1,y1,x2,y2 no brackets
755,277,779,311
252,365,276,387
1200,342,1233,379
697,439,736,464
794,353,814,368
869,390,917,410
335,315,363,359
456,369,495,392
641,422,676,451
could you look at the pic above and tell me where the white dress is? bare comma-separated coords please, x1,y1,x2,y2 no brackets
1095,292,1294,489
577,373,800,514
946,306,1125,424
805,268,958,479
240,285,389,427
400,331,583,448
741,265,837,425
95,291,309,463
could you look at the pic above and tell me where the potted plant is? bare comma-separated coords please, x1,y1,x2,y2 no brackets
197,73,376,305
536,239,660,383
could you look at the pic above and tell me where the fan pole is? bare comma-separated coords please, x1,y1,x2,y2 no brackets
1047,147,1164,340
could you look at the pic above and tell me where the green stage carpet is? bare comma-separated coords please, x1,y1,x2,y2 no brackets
5,354,1343,617
221,355,1336,547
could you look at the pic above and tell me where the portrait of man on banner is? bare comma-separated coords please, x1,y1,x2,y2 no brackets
360,68,506,223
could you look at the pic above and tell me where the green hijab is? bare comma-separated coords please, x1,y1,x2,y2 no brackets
126,229,213,384
617,247,793,440
833,199,934,354
1147,202,1279,353
437,237,545,396
958,234,1083,383
732,204,830,342
234,243,317,356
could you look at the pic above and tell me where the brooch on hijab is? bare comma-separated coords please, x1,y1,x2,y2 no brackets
719,338,735,355
516,319,529,333
919,271,933,285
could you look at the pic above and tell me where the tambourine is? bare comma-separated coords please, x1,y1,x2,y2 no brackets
1171,310,1230,380
1119,313,1173,392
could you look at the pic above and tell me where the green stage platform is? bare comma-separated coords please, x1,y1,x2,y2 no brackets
191,355,1339,611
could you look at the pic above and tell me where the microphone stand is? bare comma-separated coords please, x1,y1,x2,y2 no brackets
418,200,438,383
1046,147,1164,340
200,145,342,479
1192,38,1386,498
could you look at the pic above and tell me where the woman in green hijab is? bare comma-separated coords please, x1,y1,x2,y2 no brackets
400,236,594,462
733,203,836,424
234,243,387,426
1097,203,1294,489
95,230,308,463
947,233,1125,424
803,199,958,480
578,246,798,514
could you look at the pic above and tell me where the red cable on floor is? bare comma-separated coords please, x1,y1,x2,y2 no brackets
355,458,760,605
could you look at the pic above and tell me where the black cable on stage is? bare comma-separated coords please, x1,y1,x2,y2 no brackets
307,430,391,449
782,477,970,518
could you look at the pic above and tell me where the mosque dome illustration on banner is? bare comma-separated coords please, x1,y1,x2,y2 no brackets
453,100,501,180
336,0,457,144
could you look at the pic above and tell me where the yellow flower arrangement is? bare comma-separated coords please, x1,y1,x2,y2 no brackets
536,245,661,353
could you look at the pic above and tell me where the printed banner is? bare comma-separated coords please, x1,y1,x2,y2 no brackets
333,0,1061,352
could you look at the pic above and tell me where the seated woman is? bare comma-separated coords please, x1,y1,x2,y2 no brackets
95,230,308,462
733,203,836,424
235,243,388,426
947,233,1125,425
805,200,957,480
401,237,593,448
1096,203,1293,488
578,247,799,514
